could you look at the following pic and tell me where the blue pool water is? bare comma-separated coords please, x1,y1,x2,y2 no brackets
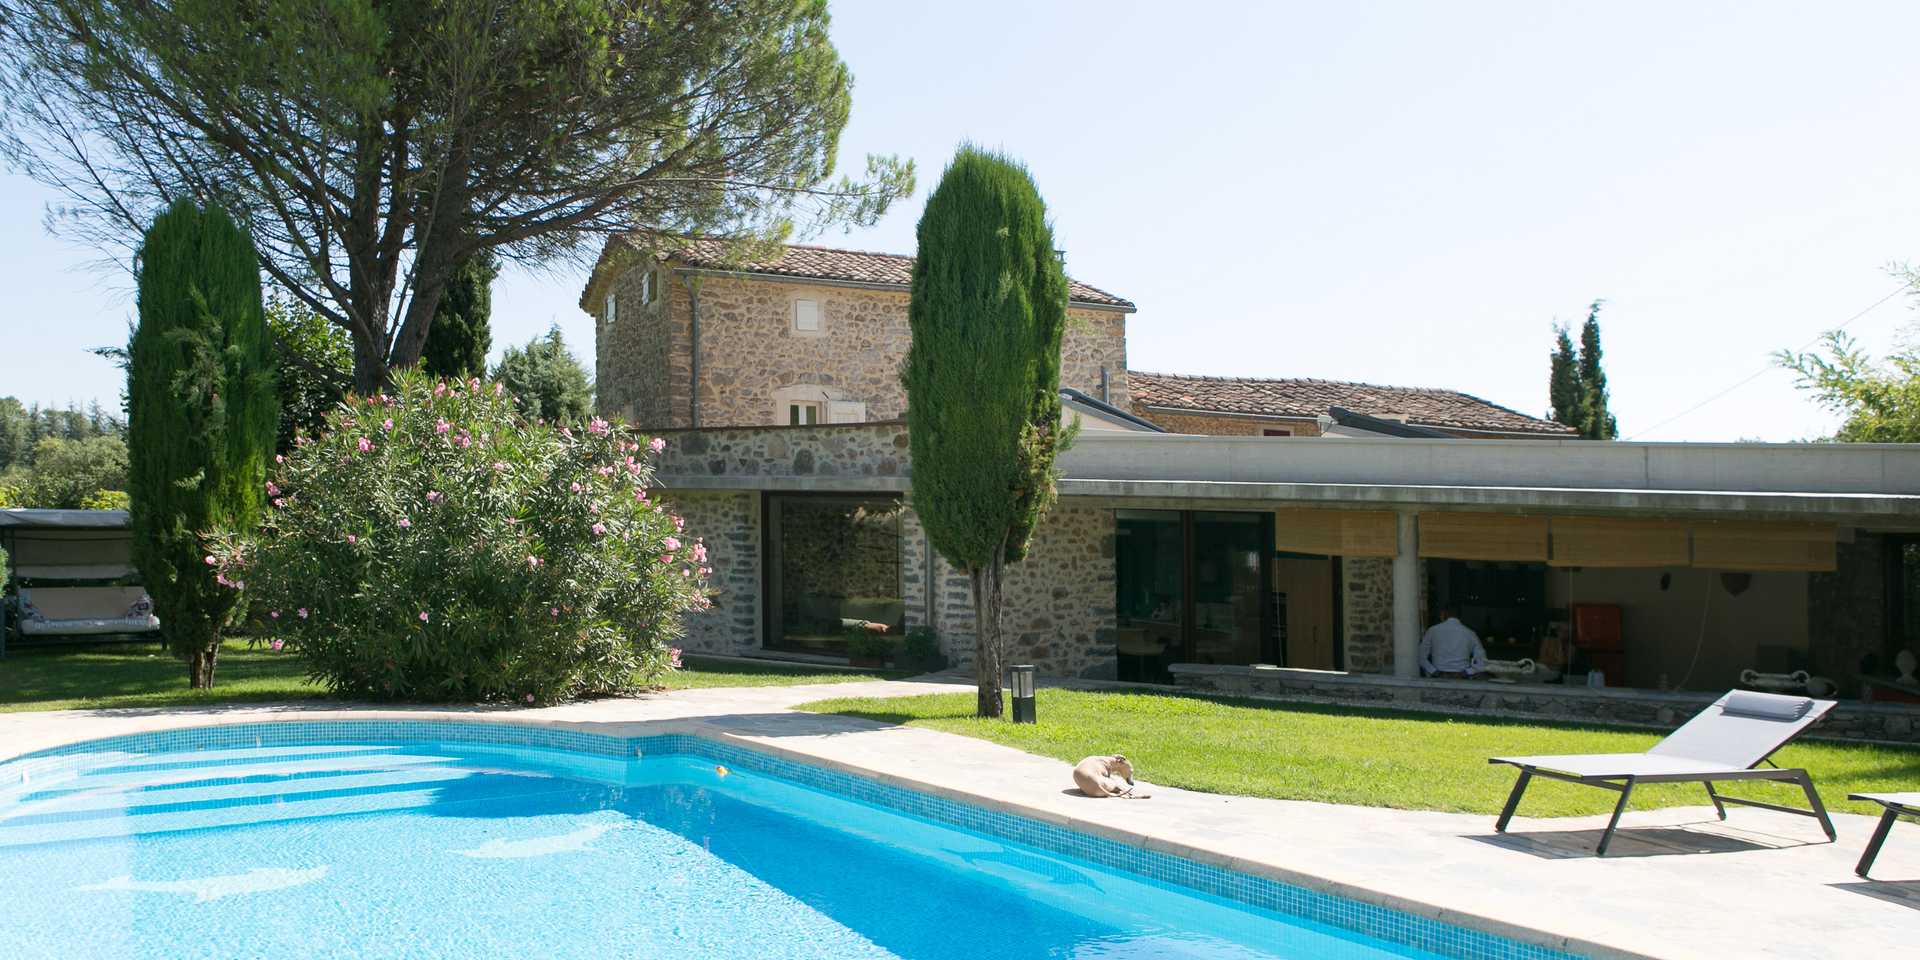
0,726,1554,960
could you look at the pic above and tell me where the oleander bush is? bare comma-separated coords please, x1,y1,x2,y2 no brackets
208,371,709,704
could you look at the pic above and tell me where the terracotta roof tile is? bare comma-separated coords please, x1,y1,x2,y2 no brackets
1129,371,1576,437
616,236,1133,309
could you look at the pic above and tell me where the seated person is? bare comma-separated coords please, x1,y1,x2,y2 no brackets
1419,606,1487,679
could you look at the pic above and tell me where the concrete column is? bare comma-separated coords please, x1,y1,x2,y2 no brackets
1392,510,1420,678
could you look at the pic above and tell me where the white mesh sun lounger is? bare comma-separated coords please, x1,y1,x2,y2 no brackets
1848,792,1919,878
1489,690,1837,856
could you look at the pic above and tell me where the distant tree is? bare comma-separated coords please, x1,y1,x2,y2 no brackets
17,435,127,508
0,398,28,470
1547,325,1580,429
265,296,353,451
1777,330,1920,442
1575,301,1618,439
420,254,498,380
0,0,912,391
128,201,279,689
901,146,1074,719
494,327,592,424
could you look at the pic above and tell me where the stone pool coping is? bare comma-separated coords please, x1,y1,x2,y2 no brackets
2,679,1915,959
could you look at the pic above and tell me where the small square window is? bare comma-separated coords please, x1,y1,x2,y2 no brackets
604,292,617,325
792,298,820,333
788,402,821,426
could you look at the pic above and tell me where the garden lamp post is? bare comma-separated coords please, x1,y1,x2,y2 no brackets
1009,664,1037,724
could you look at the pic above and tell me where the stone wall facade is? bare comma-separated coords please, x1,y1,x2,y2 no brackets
667,491,760,656
1809,532,1891,699
1171,663,1920,745
651,423,1117,676
1342,557,1393,672
1134,409,1322,437
596,264,1132,431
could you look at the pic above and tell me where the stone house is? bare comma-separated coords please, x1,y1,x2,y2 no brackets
585,237,1920,744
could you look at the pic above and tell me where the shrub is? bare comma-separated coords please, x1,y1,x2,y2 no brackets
19,435,128,509
207,371,709,703
80,489,131,511
901,627,947,672
493,326,592,423
845,628,898,661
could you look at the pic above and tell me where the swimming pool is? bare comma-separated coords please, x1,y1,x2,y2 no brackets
0,722,1575,959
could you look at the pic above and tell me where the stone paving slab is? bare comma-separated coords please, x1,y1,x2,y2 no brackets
1,679,1915,959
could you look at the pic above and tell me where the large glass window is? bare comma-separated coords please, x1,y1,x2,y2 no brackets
1115,510,1275,682
765,495,904,655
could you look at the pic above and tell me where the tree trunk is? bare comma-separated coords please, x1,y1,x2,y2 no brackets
970,554,1006,718
188,643,220,690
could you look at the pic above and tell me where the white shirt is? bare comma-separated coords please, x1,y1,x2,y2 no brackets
1419,617,1487,676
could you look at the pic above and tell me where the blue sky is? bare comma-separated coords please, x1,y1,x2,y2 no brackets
5,1,1918,441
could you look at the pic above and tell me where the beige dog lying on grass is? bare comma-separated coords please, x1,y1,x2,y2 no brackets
1072,755,1149,798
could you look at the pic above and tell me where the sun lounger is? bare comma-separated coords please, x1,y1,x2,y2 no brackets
1489,690,1837,855
1848,792,1918,878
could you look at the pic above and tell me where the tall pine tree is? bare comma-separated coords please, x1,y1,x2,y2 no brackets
1548,324,1579,429
902,146,1073,718
128,201,279,688
420,253,498,379
1576,300,1617,439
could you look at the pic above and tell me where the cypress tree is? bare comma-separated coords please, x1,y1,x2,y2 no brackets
420,253,498,379
1576,300,1617,439
902,146,1073,718
128,201,279,688
1548,324,1580,429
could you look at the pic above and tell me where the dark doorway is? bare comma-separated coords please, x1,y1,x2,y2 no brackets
1114,510,1274,682
764,494,905,655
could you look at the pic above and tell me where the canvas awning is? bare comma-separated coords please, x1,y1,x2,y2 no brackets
1417,513,1549,562
1549,517,1692,568
1272,509,1398,557
1691,521,1837,572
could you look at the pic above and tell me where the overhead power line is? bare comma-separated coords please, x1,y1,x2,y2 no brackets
1625,281,1913,441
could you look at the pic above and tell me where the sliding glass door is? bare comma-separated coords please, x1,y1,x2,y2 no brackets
1115,510,1274,682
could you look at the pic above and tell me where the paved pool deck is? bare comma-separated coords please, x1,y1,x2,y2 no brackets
1,677,1914,959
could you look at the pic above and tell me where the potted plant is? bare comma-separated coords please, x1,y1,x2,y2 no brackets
845,626,897,668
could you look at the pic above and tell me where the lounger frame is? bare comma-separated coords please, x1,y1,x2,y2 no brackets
1490,759,1836,856
1850,793,1918,879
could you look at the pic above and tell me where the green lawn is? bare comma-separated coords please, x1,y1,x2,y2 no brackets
0,639,326,712
0,642,903,713
798,688,1920,818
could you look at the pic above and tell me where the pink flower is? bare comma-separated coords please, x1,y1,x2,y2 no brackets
592,522,607,536
561,427,574,440
669,647,683,669
357,437,373,453
381,418,394,431
526,555,541,569
550,607,560,617
633,488,647,501
396,517,411,529
435,418,450,434
492,461,507,472
426,491,442,503
570,481,583,493
269,610,279,619
269,638,285,652
468,377,482,390
673,515,685,531
649,437,666,453
587,417,610,436
457,434,472,448
494,382,505,397
525,693,535,703
204,555,217,566
434,381,447,397
266,481,280,496
691,541,708,563
418,611,430,623
297,608,309,619
346,534,358,545
663,536,681,551
273,498,287,508
275,454,285,464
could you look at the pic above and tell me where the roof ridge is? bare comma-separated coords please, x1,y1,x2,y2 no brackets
1128,370,1464,396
